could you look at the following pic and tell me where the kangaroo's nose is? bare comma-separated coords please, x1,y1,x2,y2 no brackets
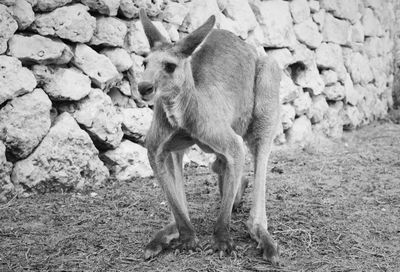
138,82,154,97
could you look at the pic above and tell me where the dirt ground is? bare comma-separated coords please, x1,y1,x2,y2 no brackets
1,122,399,272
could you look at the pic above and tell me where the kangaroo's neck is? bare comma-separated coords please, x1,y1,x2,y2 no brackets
160,60,199,129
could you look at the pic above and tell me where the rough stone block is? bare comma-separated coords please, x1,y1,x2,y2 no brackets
7,34,73,65
90,17,127,47
32,4,96,43
72,44,121,90
0,89,51,160
12,113,109,192
0,55,37,104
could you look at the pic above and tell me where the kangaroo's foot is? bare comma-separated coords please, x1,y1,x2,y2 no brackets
144,223,179,259
247,218,280,265
144,223,200,259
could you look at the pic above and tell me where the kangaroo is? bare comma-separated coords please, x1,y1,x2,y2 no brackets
138,9,281,264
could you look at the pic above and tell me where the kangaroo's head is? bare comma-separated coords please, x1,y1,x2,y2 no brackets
138,9,215,102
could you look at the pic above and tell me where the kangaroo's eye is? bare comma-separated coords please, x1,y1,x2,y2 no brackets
142,60,148,69
164,62,177,73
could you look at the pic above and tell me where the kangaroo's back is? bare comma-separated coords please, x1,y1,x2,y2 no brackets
191,30,259,135
191,30,258,93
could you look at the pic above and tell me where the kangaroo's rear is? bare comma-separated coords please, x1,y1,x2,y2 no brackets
138,9,281,265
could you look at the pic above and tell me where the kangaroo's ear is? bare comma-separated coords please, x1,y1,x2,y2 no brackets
175,15,216,57
139,9,168,48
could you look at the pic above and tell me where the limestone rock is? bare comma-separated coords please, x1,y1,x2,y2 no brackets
107,88,135,108
32,4,96,43
119,0,163,19
120,107,153,144
100,48,133,72
321,70,338,86
7,34,73,65
72,44,121,90
184,145,215,167
32,65,91,101
291,42,314,64
126,21,150,55
344,52,373,85
323,83,345,101
313,101,344,138
315,42,344,71
274,122,286,145
293,91,312,116
35,0,73,12
90,17,127,47
11,0,34,30
308,0,320,13
59,89,123,150
219,15,238,38
290,0,310,24
342,105,363,130
253,0,296,48
101,140,152,181
310,95,329,123
12,113,109,192
119,0,139,19
220,0,257,39
364,37,384,58
0,89,51,160
0,0,15,6
0,56,37,105
369,57,391,91
162,1,189,26
294,18,322,49
312,9,325,30
363,0,380,9
322,13,351,45
320,0,359,23
267,48,293,69
165,23,180,42
246,24,265,50
286,115,313,145
293,61,325,96
116,79,132,96
350,20,364,43
180,0,221,33
0,4,18,54
344,74,362,106
81,0,120,16
280,72,300,103
280,103,296,130
0,141,13,202
362,8,383,37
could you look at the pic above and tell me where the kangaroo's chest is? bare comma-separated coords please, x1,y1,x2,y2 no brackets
161,97,183,128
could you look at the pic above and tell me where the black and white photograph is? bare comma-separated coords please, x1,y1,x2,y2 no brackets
0,0,399,271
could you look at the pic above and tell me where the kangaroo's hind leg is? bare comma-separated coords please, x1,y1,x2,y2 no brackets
245,56,281,265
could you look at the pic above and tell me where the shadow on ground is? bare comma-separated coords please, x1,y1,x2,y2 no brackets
1,122,400,272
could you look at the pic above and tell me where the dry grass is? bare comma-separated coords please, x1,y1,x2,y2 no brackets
1,122,400,272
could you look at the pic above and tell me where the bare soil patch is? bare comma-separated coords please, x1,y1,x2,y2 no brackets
1,122,399,272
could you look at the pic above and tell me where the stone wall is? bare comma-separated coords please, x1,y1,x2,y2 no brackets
0,0,397,201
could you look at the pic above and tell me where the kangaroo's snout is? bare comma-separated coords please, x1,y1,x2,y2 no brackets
138,82,154,100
